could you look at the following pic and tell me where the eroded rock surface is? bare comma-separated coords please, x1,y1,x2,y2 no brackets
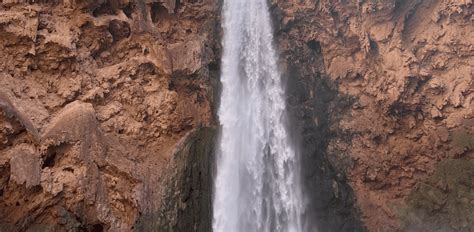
0,0,220,231
272,0,473,231
1,0,472,231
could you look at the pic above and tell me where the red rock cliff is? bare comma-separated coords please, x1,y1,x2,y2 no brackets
0,0,472,231
0,0,220,231
271,0,473,231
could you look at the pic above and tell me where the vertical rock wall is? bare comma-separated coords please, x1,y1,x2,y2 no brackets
271,0,473,231
0,0,221,230
1,0,472,231
141,127,216,232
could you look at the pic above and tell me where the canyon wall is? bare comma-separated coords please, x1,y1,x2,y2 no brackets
0,0,473,231
271,0,473,231
0,0,220,231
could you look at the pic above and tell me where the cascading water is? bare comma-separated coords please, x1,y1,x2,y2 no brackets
212,0,304,231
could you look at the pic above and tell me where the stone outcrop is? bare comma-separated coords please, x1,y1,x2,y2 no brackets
271,0,473,231
0,0,220,230
1,0,472,231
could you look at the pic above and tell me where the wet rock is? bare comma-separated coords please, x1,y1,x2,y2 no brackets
137,127,216,231
271,0,473,231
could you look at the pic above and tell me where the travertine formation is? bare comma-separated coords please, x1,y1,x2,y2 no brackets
272,0,473,231
0,0,472,231
0,0,219,230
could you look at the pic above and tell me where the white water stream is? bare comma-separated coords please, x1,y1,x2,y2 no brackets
212,0,304,231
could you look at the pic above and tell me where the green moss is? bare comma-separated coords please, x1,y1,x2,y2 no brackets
400,159,474,231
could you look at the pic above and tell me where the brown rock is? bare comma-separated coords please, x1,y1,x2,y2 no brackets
272,0,473,231
0,0,219,230
9,144,40,188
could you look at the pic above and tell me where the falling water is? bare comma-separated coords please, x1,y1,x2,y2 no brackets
212,0,304,231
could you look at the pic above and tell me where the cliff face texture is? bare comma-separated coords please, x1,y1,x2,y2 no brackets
0,0,220,231
0,0,473,231
271,0,473,231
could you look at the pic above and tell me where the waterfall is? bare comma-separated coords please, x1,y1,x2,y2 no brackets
212,0,304,231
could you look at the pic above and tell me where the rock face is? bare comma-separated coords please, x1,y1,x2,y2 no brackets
0,0,472,231
151,127,215,232
271,0,473,231
0,0,220,231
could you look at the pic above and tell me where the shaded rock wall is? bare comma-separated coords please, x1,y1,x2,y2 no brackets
147,127,215,232
273,15,365,229
271,0,473,231
284,64,365,232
